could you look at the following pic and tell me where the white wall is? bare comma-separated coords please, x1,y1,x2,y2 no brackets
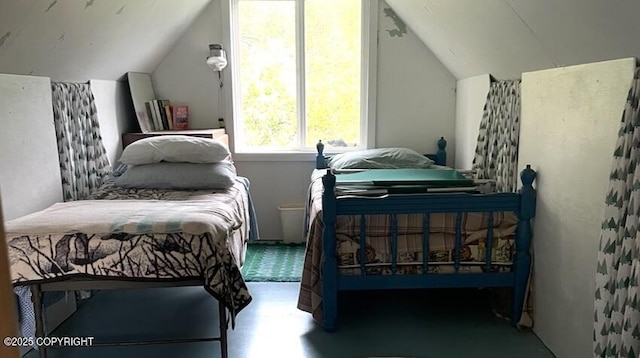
0,0,210,82
0,75,134,221
152,0,222,130
233,161,316,238
519,57,635,358
90,79,137,165
386,1,640,80
152,0,457,239
0,74,62,221
375,1,457,165
454,74,490,169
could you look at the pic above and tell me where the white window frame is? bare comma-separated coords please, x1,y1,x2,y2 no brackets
221,0,378,161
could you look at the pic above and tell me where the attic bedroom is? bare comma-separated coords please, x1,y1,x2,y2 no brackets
1,0,639,357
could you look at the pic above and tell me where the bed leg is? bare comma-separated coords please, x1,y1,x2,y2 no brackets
218,301,228,358
512,165,536,328
322,171,338,332
511,221,532,328
31,284,47,358
322,288,337,332
512,248,530,328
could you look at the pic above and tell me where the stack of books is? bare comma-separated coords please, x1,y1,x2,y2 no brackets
136,99,189,132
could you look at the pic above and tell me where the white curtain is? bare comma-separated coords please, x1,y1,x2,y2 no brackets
51,82,111,201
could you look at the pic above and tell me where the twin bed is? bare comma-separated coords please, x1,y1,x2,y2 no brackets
5,134,535,357
298,138,536,331
6,134,254,358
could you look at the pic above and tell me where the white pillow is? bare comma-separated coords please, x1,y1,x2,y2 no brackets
328,147,434,170
119,135,231,165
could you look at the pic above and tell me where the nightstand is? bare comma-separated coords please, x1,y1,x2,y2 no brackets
122,129,228,149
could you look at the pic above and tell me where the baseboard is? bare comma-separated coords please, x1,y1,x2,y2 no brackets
256,237,306,244
254,238,284,244
251,239,306,245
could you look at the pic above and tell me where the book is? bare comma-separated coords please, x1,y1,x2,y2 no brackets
335,186,388,195
146,100,160,130
151,100,164,130
335,168,474,187
162,101,173,130
159,99,171,130
144,102,155,132
156,100,167,130
172,105,189,130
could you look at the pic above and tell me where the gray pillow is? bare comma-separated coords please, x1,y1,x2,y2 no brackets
328,147,434,170
114,162,237,190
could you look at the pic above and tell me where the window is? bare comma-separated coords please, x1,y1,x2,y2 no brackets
228,0,376,154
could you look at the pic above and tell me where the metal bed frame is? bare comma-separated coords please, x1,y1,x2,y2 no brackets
19,134,249,358
30,278,229,358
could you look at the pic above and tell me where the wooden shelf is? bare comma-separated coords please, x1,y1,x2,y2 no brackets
122,129,227,149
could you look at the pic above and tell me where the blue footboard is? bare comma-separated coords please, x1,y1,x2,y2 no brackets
317,140,536,331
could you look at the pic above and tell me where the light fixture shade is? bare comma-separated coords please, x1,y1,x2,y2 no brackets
207,44,227,71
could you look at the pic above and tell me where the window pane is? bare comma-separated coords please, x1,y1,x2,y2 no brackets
305,0,362,148
237,1,297,150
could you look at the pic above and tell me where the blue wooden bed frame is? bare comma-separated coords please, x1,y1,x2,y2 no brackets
314,138,536,331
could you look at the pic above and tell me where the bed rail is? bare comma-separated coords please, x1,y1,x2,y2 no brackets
320,164,537,331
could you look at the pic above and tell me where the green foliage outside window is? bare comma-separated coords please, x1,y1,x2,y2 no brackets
237,0,362,151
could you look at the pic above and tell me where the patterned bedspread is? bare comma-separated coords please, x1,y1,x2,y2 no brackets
297,169,518,323
6,177,254,323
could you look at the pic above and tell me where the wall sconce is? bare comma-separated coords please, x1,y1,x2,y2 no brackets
207,44,227,129
206,44,227,71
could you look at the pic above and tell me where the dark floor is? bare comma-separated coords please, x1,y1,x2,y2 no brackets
27,283,555,358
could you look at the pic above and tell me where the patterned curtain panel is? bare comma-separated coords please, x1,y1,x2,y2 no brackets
472,79,521,193
51,82,111,201
594,69,640,357
471,79,531,328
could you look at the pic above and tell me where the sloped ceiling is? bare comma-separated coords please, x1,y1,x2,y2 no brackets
0,0,211,82
2,0,639,83
386,0,640,80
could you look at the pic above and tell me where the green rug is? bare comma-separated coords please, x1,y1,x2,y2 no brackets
242,244,306,282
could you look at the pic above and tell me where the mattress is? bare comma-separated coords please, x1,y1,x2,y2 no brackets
6,177,254,322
